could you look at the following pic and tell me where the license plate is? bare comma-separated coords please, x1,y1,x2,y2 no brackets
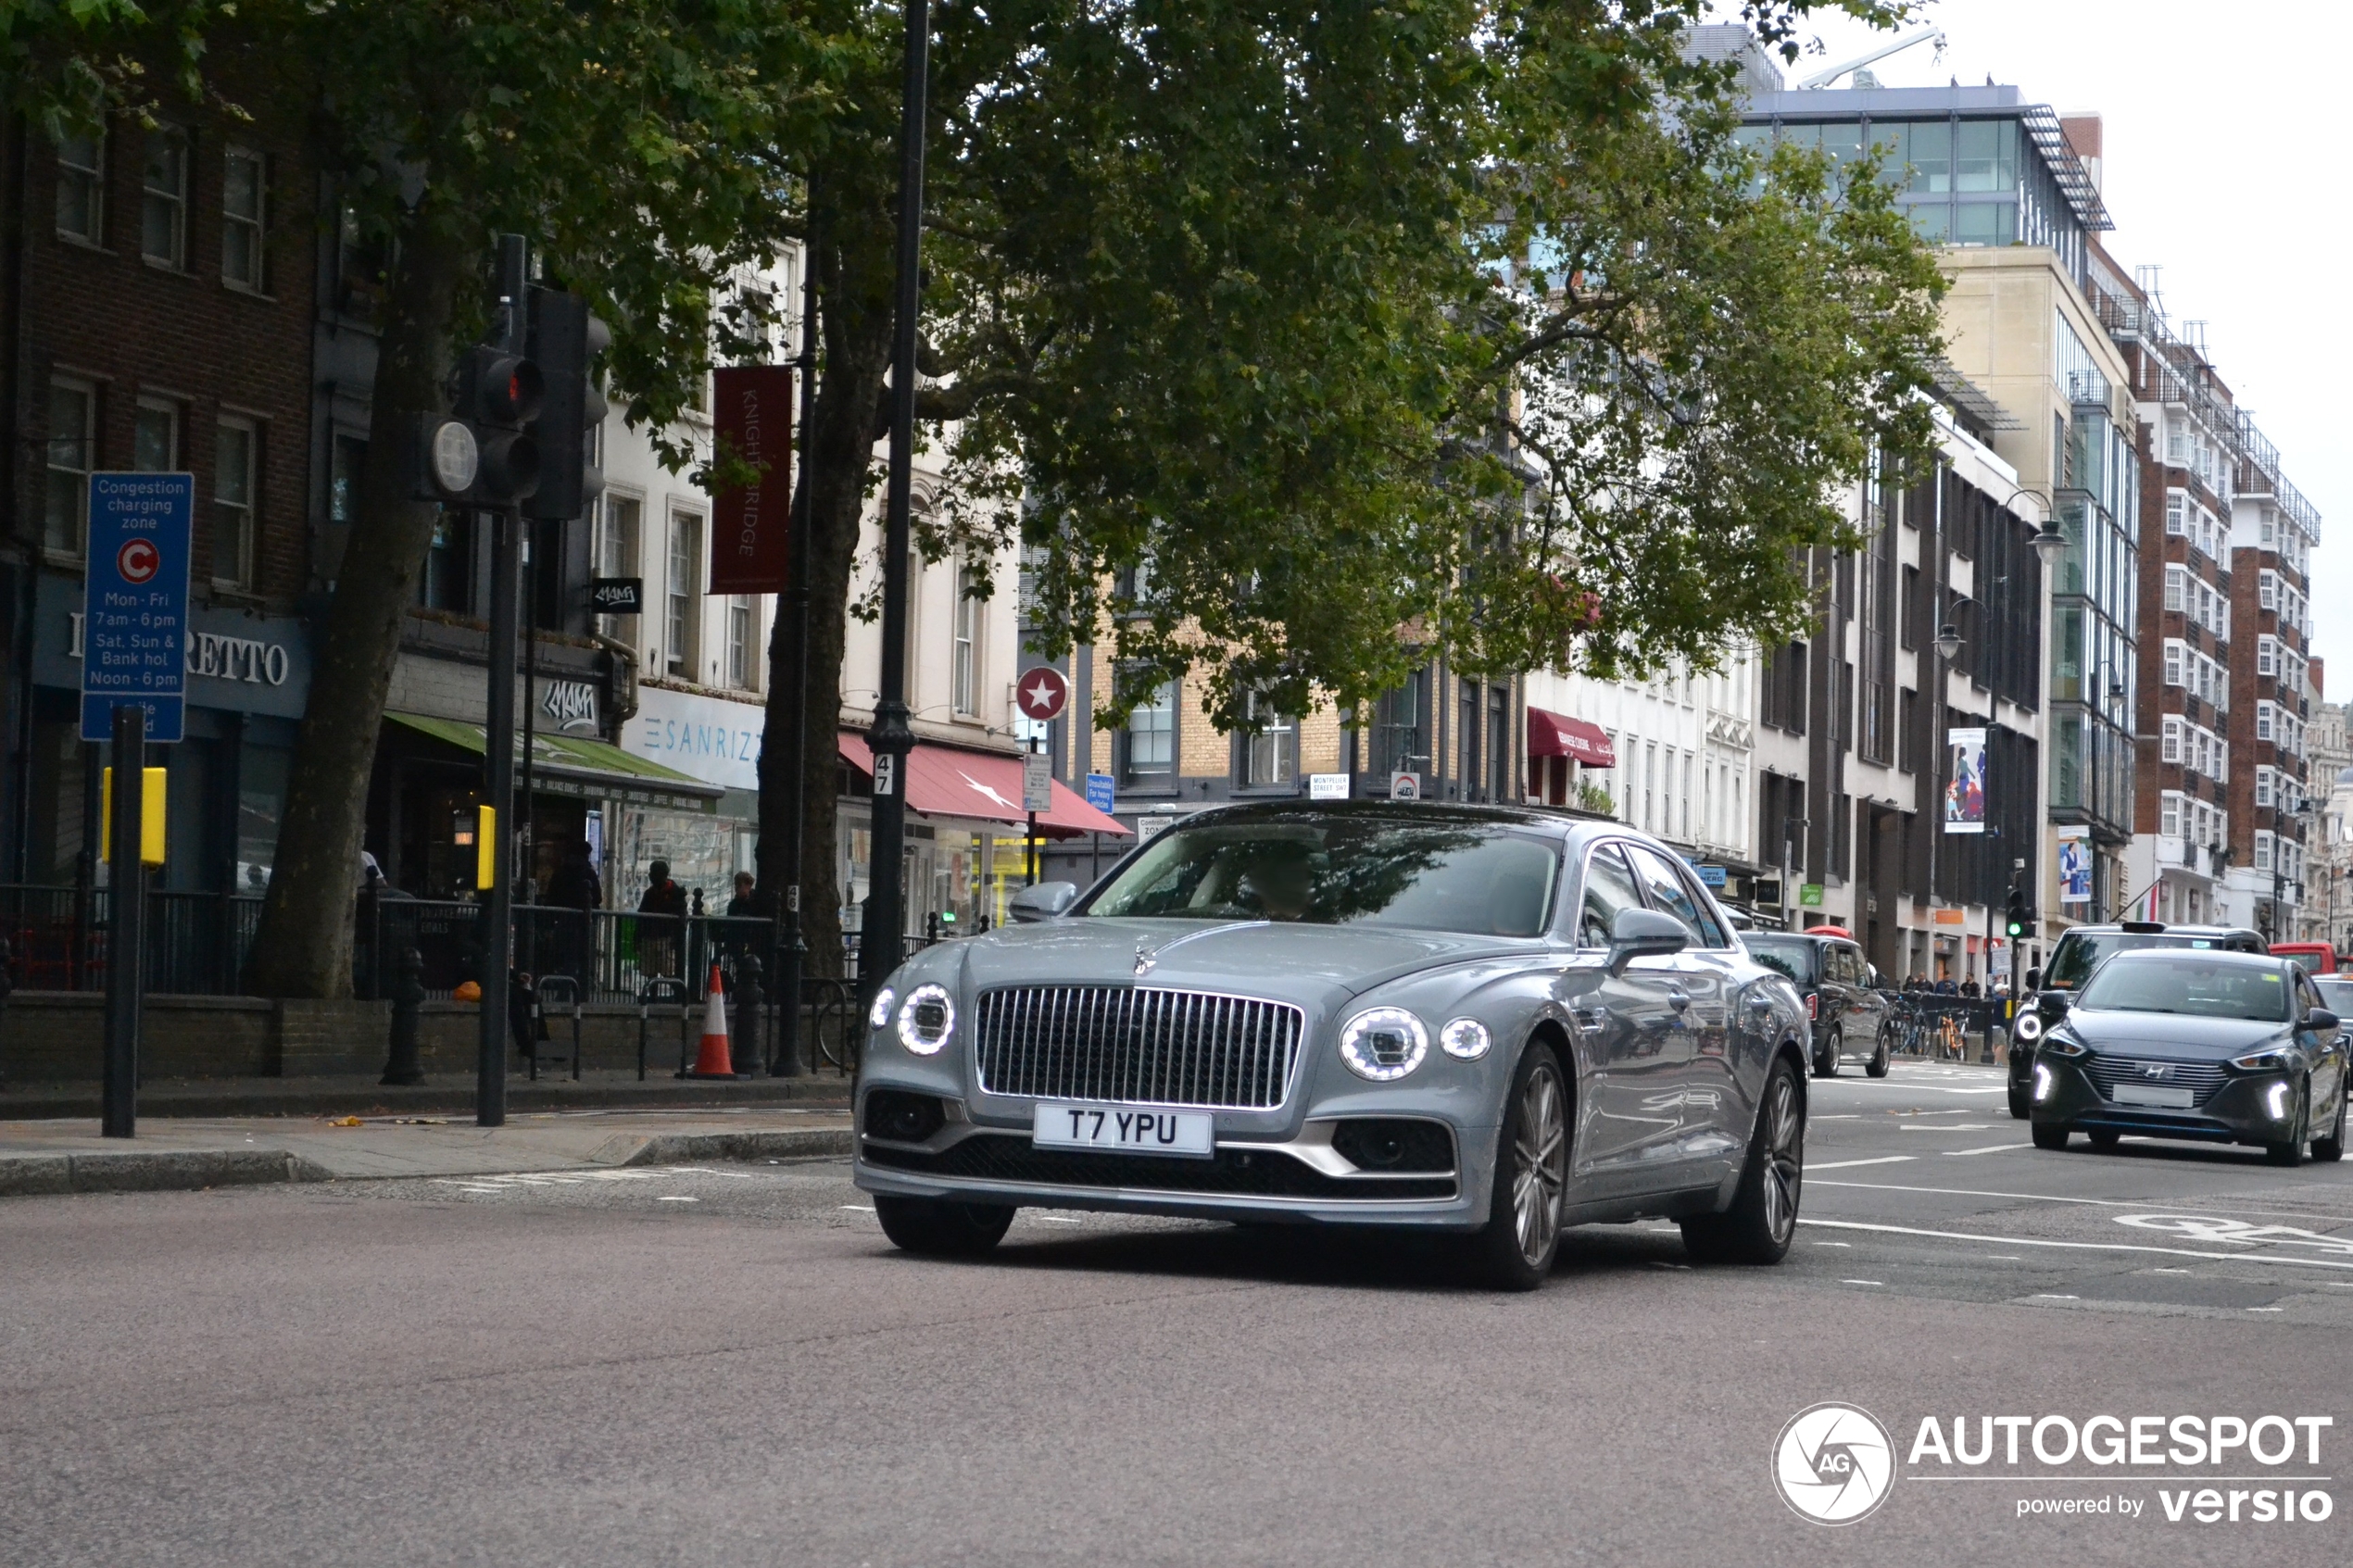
1033,1103,1214,1159
2111,1083,2195,1110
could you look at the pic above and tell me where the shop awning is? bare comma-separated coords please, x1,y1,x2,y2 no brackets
839,732,1128,839
389,712,724,814
1528,707,1617,767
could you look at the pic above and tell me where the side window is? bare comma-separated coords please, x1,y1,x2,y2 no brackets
1626,844,1714,947
1578,843,1643,948
1839,946,1864,984
2298,973,2323,1018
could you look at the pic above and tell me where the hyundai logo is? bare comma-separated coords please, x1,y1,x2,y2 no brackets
2142,1063,2171,1081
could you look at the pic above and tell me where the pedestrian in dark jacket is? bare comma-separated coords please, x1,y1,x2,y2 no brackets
545,840,602,983
637,860,687,976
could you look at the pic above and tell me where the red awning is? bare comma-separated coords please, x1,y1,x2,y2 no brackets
1527,707,1617,767
837,733,1129,839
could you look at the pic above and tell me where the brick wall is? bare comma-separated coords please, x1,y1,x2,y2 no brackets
14,62,318,607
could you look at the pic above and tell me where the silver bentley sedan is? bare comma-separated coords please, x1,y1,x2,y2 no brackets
852,801,1813,1289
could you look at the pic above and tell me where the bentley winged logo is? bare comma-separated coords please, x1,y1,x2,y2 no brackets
1134,947,1157,976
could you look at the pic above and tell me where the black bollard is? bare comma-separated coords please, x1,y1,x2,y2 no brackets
381,946,427,1086
736,952,766,1079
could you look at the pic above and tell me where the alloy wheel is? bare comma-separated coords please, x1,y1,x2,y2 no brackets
1759,1072,1803,1246
1512,1064,1568,1266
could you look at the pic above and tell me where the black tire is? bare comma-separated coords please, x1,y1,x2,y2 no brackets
1866,1027,1891,1078
1461,1044,1571,1291
2031,1122,2070,1151
873,1194,1016,1256
2265,1081,2309,1169
2086,1129,2120,1150
2007,1083,2031,1121
1815,1027,1842,1079
2313,1082,2346,1163
1682,1055,1805,1266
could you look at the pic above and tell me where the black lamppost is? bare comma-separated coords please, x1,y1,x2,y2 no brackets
2268,793,2313,944
856,0,933,1006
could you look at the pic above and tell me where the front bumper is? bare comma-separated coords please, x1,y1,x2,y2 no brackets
2030,1057,2296,1148
851,1080,1498,1230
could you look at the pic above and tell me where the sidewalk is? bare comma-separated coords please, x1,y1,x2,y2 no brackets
0,1069,852,1123
0,1105,854,1198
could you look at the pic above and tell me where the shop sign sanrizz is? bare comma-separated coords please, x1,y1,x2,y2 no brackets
708,365,795,593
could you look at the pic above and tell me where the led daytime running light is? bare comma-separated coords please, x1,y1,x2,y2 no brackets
897,984,955,1056
868,987,897,1031
1339,1007,1429,1082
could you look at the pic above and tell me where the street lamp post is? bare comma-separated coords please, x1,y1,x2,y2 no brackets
856,0,933,1006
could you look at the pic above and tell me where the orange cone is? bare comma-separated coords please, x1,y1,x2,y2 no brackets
687,963,738,1078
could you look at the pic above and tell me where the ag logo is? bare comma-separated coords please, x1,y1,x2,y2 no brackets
1772,1402,1895,1524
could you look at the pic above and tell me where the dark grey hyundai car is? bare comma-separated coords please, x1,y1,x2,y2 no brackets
2027,948,2348,1165
853,801,1814,1289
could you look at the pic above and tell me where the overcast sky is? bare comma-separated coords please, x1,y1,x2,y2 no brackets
1751,1,2350,695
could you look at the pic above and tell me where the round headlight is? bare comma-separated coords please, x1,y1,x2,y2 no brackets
1339,1007,1428,1082
1440,1018,1492,1060
867,986,898,1032
2013,1011,2043,1043
897,984,954,1056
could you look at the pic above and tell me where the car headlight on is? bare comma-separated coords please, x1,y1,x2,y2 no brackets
2230,1048,2292,1072
2013,1011,2044,1044
2039,1035,2087,1059
1440,1018,1492,1060
868,987,897,1032
1339,1007,1429,1082
896,984,954,1056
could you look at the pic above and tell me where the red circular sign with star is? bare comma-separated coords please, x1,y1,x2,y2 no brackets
116,538,159,584
1015,667,1069,721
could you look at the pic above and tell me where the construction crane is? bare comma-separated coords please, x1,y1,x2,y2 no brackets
1794,25,1946,90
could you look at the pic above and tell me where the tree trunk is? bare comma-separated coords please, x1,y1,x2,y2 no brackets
246,215,467,997
757,176,896,981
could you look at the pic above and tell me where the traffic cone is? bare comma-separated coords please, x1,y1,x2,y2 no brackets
686,963,738,1078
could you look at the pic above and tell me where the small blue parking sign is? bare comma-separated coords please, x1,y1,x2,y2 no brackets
81,472,193,743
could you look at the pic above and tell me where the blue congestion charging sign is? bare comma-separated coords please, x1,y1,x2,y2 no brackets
81,473,194,743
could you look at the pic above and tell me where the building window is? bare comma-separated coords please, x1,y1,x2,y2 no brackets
330,434,368,526
2257,768,2274,809
1122,680,1176,784
44,380,96,557
213,418,258,586
951,564,980,717
2164,492,2184,535
2162,642,2183,689
725,596,755,689
2256,832,2273,875
141,126,189,269
2258,703,2275,743
56,126,105,243
2258,637,2277,678
133,396,179,471
1239,690,1294,789
221,145,266,290
2160,793,2180,838
2160,718,2181,765
2259,571,2277,611
2163,566,2184,614
666,509,702,677
595,493,642,641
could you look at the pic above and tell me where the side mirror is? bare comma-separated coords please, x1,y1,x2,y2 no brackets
2307,1009,2340,1034
1608,906,1689,975
2024,967,2043,991
1006,881,1079,923
2041,990,2071,1014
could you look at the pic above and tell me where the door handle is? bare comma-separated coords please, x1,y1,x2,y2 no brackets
1572,1007,1609,1033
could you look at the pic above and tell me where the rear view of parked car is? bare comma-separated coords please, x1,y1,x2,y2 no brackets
1742,931,1891,1078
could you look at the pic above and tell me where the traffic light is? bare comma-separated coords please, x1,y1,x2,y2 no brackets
412,343,544,507
524,285,610,521
2005,885,2029,940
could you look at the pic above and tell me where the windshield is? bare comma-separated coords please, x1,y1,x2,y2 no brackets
2314,977,2353,1016
2278,948,2330,975
2044,932,2226,989
1743,936,1818,985
2073,959,2295,1022
1082,816,1557,936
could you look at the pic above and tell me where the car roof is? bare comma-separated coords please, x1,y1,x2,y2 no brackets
1744,932,1843,947
2057,922,2260,938
2096,947,2289,971
1166,798,1587,838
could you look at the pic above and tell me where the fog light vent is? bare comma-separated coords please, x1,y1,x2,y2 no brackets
863,1088,946,1144
1330,1118,1454,1173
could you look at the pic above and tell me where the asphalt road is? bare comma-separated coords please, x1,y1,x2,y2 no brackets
6,1060,2353,1566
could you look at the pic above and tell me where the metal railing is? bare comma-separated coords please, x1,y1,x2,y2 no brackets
0,884,264,996
1884,994,2007,1063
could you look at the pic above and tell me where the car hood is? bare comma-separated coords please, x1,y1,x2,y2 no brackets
2063,1008,2293,1058
949,917,1541,1005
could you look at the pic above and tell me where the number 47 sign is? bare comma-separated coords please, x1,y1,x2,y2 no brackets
81,473,194,743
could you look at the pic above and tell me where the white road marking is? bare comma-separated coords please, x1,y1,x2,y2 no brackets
839,1204,876,1212
2034,1293,2079,1299
1813,1241,1853,1248
1945,1143,2032,1156
2248,1307,2285,1312
1033,1215,1084,1224
431,1170,663,1190
663,1166,754,1178
1809,1179,2353,1222
1796,1216,2353,1272
1899,1123,1997,1132
1808,1156,1917,1170
1841,1279,1884,1286
657,1196,698,1203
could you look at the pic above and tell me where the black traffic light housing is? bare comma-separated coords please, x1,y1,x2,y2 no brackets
409,344,544,508
2005,885,2030,940
524,286,610,521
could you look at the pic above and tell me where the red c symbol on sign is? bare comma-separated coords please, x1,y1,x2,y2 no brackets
117,539,159,584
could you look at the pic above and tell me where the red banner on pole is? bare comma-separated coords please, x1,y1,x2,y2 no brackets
708,365,795,593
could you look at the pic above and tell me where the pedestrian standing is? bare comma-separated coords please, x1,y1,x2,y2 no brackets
546,838,602,985
637,859,686,978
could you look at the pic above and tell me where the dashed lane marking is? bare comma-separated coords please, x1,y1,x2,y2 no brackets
1945,1144,2032,1156
1808,1156,1916,1170
1796,1216,2353,1272
1808,1179,2353,1223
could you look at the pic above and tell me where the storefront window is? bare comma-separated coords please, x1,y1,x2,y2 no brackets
235,744,290,893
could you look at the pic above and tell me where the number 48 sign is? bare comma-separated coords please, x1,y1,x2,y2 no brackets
81,473,194,743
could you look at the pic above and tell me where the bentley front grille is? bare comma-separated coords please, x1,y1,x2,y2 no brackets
974,986,1304,1110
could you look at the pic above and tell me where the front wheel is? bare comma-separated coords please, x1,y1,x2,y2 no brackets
2266,1081,2309,1169
2031,1122,2070,1151
2007,1082,2031,1121
2313,1081,2347,1163
873,1194,1016,1256
1682,1055,1804,1265
1814,1027,1842,1079
1461,1045,1570,1291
